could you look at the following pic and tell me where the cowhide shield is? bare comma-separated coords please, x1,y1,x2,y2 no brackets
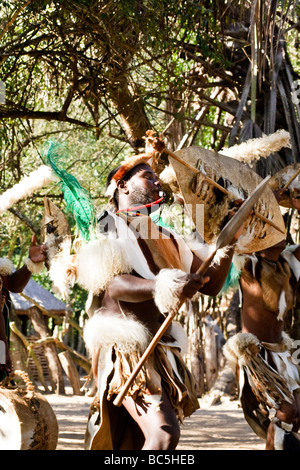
269,163,300,208
169,146,286,253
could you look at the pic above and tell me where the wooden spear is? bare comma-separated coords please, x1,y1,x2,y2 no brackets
113,175,272,407
280,166,300,192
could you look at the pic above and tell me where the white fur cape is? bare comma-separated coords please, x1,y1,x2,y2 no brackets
76,236,133,295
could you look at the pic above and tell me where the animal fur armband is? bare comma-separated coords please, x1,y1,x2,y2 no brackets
154,268,188,314
25,258,44,274
0,258,14,276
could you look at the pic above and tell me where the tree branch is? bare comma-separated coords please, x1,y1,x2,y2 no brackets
8,208,38,233
0,0,32,42
0,106,95,128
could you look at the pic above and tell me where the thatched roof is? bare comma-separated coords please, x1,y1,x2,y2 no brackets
10,278,67,314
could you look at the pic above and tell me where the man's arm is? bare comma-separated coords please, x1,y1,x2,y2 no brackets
2,235,46,293
190,245,235,296
3,264,32,293
107,270,210,304
107,274,155,303
0,308,11,373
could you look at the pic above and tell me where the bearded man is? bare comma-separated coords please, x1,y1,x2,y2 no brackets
77,152,244,451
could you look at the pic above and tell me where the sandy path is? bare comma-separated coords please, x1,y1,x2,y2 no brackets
45,392,265,451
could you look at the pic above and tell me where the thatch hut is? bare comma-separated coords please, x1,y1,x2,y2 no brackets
10,278,67,315
9,279,69,394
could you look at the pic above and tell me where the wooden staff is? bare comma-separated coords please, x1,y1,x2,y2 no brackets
281,167,300,191
113,176,271,407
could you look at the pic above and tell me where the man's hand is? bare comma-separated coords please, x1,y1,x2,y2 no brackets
291,188,300,211
175,272,210,300
274,187,300,211
28,235,47,264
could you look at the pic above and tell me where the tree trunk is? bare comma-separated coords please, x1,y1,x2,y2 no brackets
58,351,82,395
28,308,65,394
108,74,151,149
187,300,205,396
208,290,241,403
203,315,218,391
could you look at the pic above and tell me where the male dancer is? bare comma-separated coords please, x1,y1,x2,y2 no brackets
224,195,300,450
81,157,243,450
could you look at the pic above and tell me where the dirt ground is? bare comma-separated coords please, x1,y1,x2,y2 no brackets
45,389,265,451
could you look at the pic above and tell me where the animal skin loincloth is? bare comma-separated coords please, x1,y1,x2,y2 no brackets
83,313,199,450
224,331,300,442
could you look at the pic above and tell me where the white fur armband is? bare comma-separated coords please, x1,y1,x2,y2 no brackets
154,268,188,314
25,258,44,274
0,258,14,276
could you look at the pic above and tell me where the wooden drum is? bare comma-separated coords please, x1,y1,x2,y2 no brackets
0,370,58,450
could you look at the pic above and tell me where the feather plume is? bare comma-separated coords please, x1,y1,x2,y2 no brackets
220,129,291,165
0,165,55,215
43,141,96,241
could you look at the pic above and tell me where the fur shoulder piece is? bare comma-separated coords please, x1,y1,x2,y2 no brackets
0,258,14,276
83,312,151,355
76,236,133,294
282,246,300,281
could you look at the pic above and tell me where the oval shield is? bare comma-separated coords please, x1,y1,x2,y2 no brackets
169,146,286,253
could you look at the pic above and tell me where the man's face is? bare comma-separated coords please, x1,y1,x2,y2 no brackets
124,164,163,207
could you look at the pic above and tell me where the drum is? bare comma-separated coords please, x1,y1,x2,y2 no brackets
0,370,58,450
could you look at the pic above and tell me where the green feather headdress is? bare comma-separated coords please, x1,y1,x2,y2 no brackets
43,140,96,241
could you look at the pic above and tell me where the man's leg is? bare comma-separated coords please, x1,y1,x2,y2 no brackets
266,391,300,450
122,387,181,450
